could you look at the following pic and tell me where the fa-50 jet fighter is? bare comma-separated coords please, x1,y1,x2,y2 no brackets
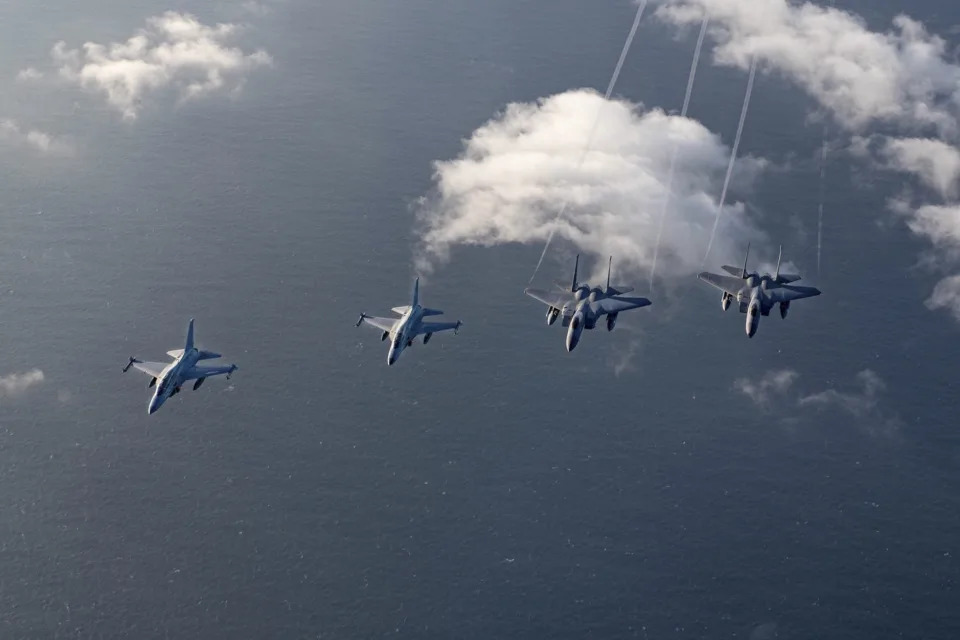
123,319,238,414
356,278,462,366
698,244,821,338
525,255,652,352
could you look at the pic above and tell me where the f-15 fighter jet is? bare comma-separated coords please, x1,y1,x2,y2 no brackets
698,244,821,337
356,278,462,366
525,255,652,352
123,319,238,414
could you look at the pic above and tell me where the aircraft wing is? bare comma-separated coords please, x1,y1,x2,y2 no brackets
416,321,461,336
698,272,746,297
769,284,821,303
590,296,652,316
358,315,397,333
525,287,574,310
182,364,237,381
131,361,167,378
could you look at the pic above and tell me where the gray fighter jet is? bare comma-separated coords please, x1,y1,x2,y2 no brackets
122,319,238,414
698,244,821,338
356,278,462,366
525,255,652,352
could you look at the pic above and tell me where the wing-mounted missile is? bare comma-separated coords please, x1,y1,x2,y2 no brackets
780,301,790,319
546,307,560,325
122,356,141,373
193,377,206,391
606,313,618,331
721,292,731,311
423,333,433,344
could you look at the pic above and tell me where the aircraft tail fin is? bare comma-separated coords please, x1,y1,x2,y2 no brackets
775,244,782,281
185,318,195,352
571,254,580,292
606,256,612,293
411,278,420,307
741,243,751,278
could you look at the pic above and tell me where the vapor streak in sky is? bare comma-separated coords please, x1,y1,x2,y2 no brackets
650,12,709,289
528,0,649,283
703,54,758,267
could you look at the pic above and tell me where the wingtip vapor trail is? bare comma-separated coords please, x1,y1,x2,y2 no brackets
650,12,709,290
702,54,758,268
527,0,649,285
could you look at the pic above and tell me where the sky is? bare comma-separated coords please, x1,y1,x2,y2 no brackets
0,0,958,638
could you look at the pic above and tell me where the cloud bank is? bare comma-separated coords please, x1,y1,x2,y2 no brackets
32,11,271,119
416,89,765,281
655,0,960,322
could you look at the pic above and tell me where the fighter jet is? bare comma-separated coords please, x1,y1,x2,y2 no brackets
356,278,462,366
698,244,821,338
524,255,652,352
122,319,238,414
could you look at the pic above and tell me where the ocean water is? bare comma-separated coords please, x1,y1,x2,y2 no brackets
0,1,957,638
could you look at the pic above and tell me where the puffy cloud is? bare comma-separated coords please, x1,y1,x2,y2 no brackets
655,0,960,134
34,11,271,119
16,67,42,82
0,369,45,398
416,89,765,280
880,138,960,199
734,368,798,406
0,119,72,156
925,274,960,321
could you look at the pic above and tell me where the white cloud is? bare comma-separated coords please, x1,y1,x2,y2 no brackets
656,0,960,324
925,274,960,321
798,369,887,418
0,369,45,398
655,0,960,134
0,119,72,156
38,11,271,119
416,89,765,280
736,368,899,433
734,368,798,406
880,138,960,199
16,67,42,82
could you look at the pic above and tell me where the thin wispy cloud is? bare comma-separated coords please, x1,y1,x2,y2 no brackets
736,368,900,434
28,11,272,120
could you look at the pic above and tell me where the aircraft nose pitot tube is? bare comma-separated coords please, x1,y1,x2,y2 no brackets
779,301,790,319
745,301,760,338
546,307,560,325
606,313,618,331
566,313,585,352
721,292,731,311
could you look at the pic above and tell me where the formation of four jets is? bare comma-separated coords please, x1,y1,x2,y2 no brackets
123,245,820,413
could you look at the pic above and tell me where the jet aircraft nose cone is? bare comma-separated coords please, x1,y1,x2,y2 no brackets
148,397,161,414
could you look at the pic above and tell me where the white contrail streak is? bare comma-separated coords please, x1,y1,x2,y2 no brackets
817,134,827,276
650,13,709,289
702,54,758,267
529,0,649,283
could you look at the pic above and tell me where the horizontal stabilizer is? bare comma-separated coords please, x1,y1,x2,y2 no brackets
167,349,184,359
391,306,411,315
776,273,802,284
606,286,634,296
421,308,444,317
721,265,745,277
197,350,222,360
